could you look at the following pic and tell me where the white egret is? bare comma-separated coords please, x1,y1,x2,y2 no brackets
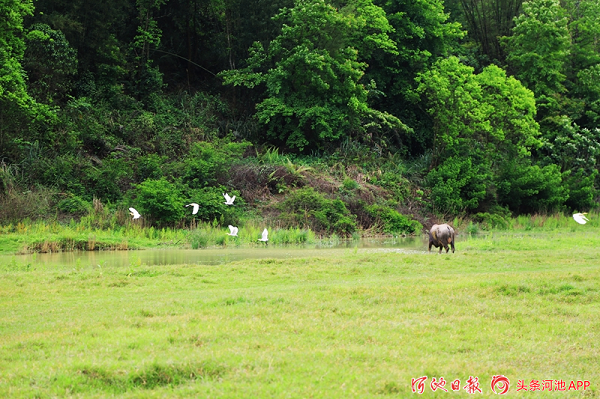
129,207,141,220
573,213,589,225
186,203,200,215
258,228,268,243
223,193,236,205
228,225,239,236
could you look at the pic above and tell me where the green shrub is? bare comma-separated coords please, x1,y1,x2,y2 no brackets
279,187,357,235
342,177,359,191
56,195,90,215
466,221,480,235
180,141,251,189
427,156,490,214
269,228,316,244
473,206,510,230
31,154,131,203
367,171,410,202
32,155,88,198
87,158,131,202
497,162,567,213
332,215,359,235
188,230,210,249
185,186,243,225
132,178,184,226
563,168,598,211
136,154,167,181
24,23,77,104
366,205,422,234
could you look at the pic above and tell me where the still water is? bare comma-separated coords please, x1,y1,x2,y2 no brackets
1,236,432,270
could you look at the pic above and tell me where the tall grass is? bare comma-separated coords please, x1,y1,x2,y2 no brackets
0,219,188,254
0,217,317,254
452,211,599,233
187,223,316,248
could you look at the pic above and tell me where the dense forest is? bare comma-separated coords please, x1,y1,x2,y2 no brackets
1,0,599,234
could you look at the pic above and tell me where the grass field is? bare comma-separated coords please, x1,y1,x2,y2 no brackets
1,230,599,397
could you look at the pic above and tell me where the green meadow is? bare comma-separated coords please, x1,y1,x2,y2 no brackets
1,229,599,398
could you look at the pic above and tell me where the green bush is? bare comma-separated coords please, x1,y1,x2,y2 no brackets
563,168,598,211
181,141,251,189
279,187,357,235
32,155,88,198
497,162,567,213
185,186,243,225
136,154,167,181
332,215,359,236
367,171,410,202
342,177,359,191
87,158,131,202
132,178,185,226
24,23,78,104
31,154,131,202
188,230,210,249
427,156,490,214
466,221,480,235
366,205,422,234
269,228,316,244
473,212,509,230
56,195,90,215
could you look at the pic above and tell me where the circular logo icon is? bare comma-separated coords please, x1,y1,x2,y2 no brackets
491,375,510,394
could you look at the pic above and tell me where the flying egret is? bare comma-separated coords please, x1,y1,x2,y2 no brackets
186,203,200,215
223,193,236,205
129,207,141,220
258,228,268,243
573,213,589,225
228,225,238,236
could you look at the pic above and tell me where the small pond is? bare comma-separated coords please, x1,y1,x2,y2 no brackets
0,236,441,270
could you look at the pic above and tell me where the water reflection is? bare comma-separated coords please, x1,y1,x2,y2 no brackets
1,236,430,270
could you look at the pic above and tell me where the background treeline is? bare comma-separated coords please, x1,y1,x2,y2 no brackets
1,0,599,234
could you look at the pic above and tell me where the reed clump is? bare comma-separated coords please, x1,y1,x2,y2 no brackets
186,223,316,248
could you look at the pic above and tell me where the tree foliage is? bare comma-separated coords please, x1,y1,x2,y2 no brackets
0,0,598,224
24,23,77,104
459,0,522,63
221,0,409,151
417,57,553,213
133,178,185,226
503,0,570,99
0,0,54,160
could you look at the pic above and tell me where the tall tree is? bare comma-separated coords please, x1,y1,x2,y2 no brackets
563,0,600,129
416,57,566,213
458,0,523,63
24,23,78,105
369,0,464,154
128,0,166,102
0,0,53,161
29,0,135,99
221,0,409,151
503,0,570,101
503,0,598,210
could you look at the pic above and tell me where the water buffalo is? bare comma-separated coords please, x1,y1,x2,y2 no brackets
428,224,455,253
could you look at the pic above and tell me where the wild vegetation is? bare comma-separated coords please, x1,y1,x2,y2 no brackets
1,230,599,397
1,0,599,244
